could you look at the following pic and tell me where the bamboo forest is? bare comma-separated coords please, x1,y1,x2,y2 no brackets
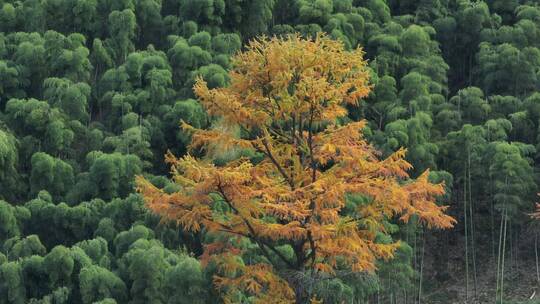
1,0,540,303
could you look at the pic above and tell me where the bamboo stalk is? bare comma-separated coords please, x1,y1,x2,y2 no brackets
464,171,469,301
418,228,426,304
468,149,478,299
500,207,508,304
534,232,540,284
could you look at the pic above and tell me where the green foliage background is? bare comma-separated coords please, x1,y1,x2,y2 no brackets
1,0,540,303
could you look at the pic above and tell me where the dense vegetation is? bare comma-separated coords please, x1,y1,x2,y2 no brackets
0,0,539,303
138,35,456,303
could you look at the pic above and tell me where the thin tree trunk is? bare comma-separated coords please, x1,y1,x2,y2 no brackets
496,207,504,303
404,288,407,304
514,228,519,274
534,232,540,284
377,281,380,304
491,195,495,259
418,228,426,304
413,224,418,300
488,127,495,260
464,172,470,301
500,208,508,304
404,284,407,304
509,226,514,275
468,150,478,298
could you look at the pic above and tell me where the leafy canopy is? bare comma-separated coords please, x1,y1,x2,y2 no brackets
137,35,455,303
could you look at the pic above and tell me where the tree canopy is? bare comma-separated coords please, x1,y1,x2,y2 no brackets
138,35,454,303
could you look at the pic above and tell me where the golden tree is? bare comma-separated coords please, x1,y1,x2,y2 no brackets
137,34,455,303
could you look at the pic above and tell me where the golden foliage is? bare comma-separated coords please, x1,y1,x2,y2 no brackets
137,34,455,303
214,260,295,304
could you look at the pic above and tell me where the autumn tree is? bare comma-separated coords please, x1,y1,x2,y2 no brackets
137,35,455,303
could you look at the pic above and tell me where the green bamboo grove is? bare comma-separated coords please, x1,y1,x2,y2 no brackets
1,0,540,303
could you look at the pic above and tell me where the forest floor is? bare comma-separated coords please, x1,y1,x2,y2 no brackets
423,232,540,304
434,259,539,303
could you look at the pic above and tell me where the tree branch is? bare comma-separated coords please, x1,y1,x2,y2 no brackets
216,182,296,269
254,137,296,189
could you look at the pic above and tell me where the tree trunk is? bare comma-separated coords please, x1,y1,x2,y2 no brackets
464,172,470,301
